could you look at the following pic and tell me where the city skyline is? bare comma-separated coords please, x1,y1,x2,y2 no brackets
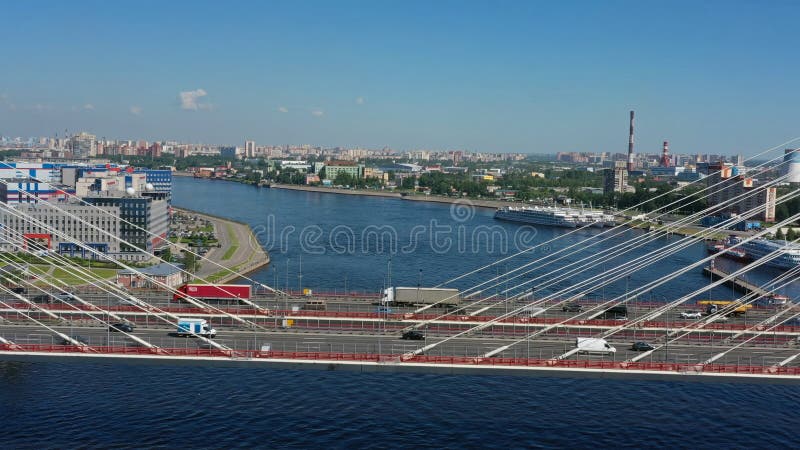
2,1,799,155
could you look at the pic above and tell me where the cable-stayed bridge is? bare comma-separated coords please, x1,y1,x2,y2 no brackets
2,141,800,383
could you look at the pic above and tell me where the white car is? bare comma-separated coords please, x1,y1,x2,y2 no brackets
680,311,702,319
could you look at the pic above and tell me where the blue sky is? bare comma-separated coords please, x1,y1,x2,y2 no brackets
1,0,799,155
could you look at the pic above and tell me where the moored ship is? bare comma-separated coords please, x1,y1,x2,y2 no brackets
494,206,615,228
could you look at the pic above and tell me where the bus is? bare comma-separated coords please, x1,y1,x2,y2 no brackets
697,300,753,316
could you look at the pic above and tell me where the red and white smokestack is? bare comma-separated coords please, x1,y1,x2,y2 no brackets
660,140,670,167
627,110,635,171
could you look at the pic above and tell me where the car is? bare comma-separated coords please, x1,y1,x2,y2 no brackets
31,294,52,303
401,330,425,340
376,306,393,314
562,303,583,312
55,292,78,301
631,342,655,351
109,323,134,333
58,335,89,346
613,316,629,321
680,311,702,319
10,287,27,294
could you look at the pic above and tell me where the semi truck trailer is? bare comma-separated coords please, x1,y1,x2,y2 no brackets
173,284,252,303
382,287,461,307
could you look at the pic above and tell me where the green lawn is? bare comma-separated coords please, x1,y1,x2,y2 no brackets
44,267,118,286
221,245,238,261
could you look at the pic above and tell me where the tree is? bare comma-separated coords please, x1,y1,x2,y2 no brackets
160,247,172,263
775,228,786,241
787,228,797,242
333,172,354,186
182,251,199,273
401,176,416,190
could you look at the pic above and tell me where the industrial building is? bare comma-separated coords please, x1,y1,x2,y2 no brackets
0,202,121,257
83,195,169,256
0,179,73,204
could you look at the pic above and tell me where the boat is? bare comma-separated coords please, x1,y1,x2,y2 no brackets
738,238,800,270
494,206,615,228
707,235,749,262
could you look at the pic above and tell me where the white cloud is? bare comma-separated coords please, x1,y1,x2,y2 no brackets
30,104,54,112
355,97,365,105
83,103,95,111
129,105,143,116
180,88,210,110
277,106,289,113
311,109,324,117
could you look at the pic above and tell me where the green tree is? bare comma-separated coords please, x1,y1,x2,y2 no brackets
787,228,798,242
334,172,354,186
775,228,786,241
182,251,199,273
160,247,172,263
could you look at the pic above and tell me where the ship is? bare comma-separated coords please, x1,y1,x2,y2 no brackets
494,206,616,228
738,238,800,270
707,235,749,262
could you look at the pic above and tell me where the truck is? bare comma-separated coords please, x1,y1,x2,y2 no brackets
172,284,252,303
382,287,460,307
520,305,546,317
175,318,217,338
575,337,616,355
697,300,753,316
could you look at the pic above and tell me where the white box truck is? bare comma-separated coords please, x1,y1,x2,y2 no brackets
382,287,460,307
575,337,616,355
175,318,217,338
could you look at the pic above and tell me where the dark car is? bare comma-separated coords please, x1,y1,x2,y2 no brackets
631,342,655,351
109,323,134,333
562,303,583,312
10,287,27,294
58,335,90,346
401,330,425,340
32,294,52,303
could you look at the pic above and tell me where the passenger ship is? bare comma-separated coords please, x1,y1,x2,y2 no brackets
494,206,616,228
738,238,800,270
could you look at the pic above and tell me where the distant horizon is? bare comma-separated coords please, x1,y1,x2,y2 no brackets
2,1,799,156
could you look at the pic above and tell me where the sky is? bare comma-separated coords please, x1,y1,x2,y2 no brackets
1,0,799,155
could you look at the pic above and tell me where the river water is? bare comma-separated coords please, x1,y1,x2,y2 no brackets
1,177,798,448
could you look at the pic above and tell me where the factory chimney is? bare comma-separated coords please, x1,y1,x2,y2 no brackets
627,111,635,171
660,141,671,167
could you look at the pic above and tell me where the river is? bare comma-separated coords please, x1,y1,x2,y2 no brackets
1,176,798,448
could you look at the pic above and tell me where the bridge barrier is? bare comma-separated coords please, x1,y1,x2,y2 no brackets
3,343,800,376
8,302,800,334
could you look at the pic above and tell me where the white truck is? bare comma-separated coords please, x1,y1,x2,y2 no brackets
575,337,616,355
520,305,546,318
382,287,460,307
175,318,217,338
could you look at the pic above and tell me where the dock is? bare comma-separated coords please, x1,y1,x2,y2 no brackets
702,266,771,297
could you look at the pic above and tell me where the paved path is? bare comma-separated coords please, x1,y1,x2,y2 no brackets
172,208,269,283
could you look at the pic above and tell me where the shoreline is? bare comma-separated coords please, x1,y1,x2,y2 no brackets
171,207,270,284
176,178,731,242
270,183,527,209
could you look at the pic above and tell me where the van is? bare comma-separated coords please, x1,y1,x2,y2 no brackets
521,306,546,317
575,337,616,355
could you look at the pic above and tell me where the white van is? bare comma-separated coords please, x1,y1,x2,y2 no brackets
575,337,616,355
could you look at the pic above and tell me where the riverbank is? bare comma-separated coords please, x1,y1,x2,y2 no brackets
270,183,527,209
172,207,270,283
